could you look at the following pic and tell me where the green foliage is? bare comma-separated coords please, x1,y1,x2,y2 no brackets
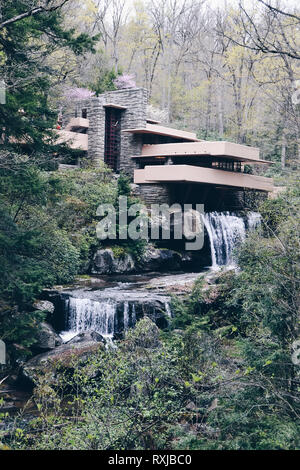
0,1,98,159
0,2,100,359
258,176,299,235
0,159,120,357
89,68,121,95
0,161,80,304
196,129,224,141
0,309,46,362
107,173,147,261
170,278,208,330
196,178,300,449
2,171,299,451
110,245,127,258
117,173,132,197
6,318,222,450
5,176,300,451
48,166,118,267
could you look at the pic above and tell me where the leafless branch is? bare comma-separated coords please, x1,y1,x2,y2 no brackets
0,0,70,30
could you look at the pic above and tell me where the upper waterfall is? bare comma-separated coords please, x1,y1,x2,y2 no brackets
202,211,261,268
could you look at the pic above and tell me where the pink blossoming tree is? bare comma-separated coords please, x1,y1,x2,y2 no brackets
113,74,136,90
64,87,95,100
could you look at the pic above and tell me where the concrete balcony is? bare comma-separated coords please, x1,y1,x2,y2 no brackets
65,117,89,132
134,141,273,164
122,123,199,142
134,165,273,192
55,130,88,151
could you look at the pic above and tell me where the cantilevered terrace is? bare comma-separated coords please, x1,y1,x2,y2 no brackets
132,141,274,193
56,117,89,151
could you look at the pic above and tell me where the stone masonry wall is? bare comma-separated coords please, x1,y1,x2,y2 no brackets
63,88,148,173
135,184,172,206
104,88,148,175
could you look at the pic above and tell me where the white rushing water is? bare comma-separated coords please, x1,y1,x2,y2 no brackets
202,211,261,268
123,301,129,331
61,297,117,341
60,296,172,342
247,211,261,231
165,302,173,318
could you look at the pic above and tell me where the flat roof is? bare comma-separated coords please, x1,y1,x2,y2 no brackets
146,118,160,124
65,117,89,131
132,141,274,164
122,123,199,142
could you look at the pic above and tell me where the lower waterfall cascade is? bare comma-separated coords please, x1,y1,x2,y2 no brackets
59,293,172,342
61,297,139,342
202,211,261,268
66,297,117,339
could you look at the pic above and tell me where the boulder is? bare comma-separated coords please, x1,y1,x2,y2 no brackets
67,330,106,345
127,317,161,349
138,247,182,272
33,300,55,314
91,249,135,274
20,337,105,387
34,322,63,351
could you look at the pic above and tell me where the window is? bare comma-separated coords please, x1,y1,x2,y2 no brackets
82,108,87,119
104,107,121,171
212,160,241,172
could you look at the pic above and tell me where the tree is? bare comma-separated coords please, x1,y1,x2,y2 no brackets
215,3,300,164
0,0,98,158
92,0,129,73
0,0,98,361
227,1,300,60
0,0,71,30
89,69,119,95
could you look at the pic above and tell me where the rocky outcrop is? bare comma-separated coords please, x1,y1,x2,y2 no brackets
33,300,55,314
33,322,63,351
90,246,194,274
127,317,161,349
137,247,185,272
91,248,135,274
67,331,106,345
20,333,105,388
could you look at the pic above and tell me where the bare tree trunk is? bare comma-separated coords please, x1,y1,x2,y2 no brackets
205,73,212,138
281,130,287,169
217,82,224,137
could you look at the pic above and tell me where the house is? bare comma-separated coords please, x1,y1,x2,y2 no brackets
57,87,273,210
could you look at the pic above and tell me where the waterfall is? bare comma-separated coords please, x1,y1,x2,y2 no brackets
165,302,172,318
60,295,173,343
66,297,117,339
247,212,261,231
123,301,129,331
203,211,260,268
132,304,136,326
